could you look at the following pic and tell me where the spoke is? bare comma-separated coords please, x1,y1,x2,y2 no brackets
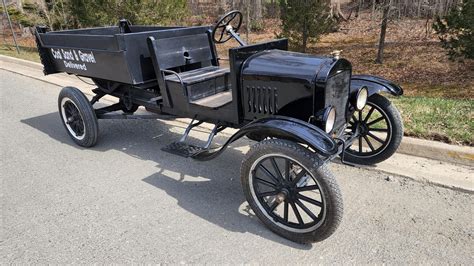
229,12,238,22
363,107,375,123
358,110,362,123
291,169,307,186
285,160,290,181
363,135,375,151
297,193,323,207
258,164,280,184
269,200,280,212
290,201,304,225
254,177,277,189
367,132,385,144
64,106,71,117
352,115,358,123
218,28,225,41
358,136,363,153
295,185,319,192
367,116,384,127
257,190,279,198
295,199,318,221
283,200,289,222
369,127,388,132
70,121,77,131
270,158,284,181
72,121,79,132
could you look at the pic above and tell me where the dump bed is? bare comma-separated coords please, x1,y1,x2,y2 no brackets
35,24,211,85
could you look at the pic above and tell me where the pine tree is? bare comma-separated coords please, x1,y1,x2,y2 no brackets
279,0,334,52
433,0,474,59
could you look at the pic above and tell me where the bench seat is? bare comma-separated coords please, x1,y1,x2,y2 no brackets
165,66,230,85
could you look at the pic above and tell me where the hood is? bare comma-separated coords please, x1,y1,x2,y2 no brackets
241,49,351,87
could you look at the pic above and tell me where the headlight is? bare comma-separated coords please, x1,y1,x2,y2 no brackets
355,86,368,111
323,107,336,133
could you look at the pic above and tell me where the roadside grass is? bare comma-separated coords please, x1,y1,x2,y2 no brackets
401,83,473,99
391,96,473,146
0,44,40,62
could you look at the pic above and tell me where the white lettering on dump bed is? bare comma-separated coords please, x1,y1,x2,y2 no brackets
61,49,75,60
78,51,96,63
63,60,87,71
50,48,97,71
51,48,62,59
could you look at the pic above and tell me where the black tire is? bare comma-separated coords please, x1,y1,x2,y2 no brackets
241,139,343,243
344,94,403,165
58,87,99,147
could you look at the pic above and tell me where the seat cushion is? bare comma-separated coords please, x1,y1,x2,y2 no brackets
189,91,232,108
165,66,230,85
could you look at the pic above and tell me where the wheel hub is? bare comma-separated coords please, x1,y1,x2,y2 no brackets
358,122,369,135
275,190,288,204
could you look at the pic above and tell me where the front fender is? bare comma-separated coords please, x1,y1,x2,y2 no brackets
193,116,338,161
351,74,403,96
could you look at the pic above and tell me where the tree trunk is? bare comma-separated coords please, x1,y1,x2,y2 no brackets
302,16,307,53
246,0,250,42
372,0,376,21
330,0,347,21
376,0,391,64
253,0,263,22
356,0,362,19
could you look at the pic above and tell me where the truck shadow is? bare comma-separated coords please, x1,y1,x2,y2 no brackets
21,111,312,249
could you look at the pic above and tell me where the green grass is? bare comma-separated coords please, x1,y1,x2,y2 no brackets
0,44,40,62
391,96,474,145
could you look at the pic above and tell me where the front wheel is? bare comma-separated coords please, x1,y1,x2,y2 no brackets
241,139,343,243
344,94,403,165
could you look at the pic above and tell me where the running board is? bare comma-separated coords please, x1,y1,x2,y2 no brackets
161,117,226,158
162,142,207,158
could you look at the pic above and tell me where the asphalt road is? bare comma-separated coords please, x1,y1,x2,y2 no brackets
1,70,473,263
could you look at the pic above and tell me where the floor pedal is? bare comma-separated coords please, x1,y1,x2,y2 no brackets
161,142,206,158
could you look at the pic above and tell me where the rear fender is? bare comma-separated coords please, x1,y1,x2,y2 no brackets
351,75,403,97
193,116,338,161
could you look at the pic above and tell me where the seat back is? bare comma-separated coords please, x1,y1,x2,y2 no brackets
149,27,217,71
147,27,218,107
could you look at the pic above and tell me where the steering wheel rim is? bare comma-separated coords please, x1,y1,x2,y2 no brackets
212,10,243,44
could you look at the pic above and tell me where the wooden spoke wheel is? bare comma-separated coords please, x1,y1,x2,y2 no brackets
345,94,403,165
241,139,343,243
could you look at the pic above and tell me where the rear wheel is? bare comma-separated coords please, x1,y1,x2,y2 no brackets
241,139,343,243
345,94,403,165
58,87,98,147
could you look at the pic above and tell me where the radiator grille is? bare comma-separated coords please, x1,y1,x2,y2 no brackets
246,86,279,114
325,71,351,132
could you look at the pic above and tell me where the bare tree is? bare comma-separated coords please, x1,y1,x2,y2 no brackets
330,0,347,20
253,0,263,22
376,0,391,64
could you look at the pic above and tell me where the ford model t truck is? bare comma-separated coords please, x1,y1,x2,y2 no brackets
35,11,403,243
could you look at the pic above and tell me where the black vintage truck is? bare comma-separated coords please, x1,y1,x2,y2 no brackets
35,11,404,243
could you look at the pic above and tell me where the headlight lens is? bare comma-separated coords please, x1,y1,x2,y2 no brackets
356,87,368,111
324,107,336,133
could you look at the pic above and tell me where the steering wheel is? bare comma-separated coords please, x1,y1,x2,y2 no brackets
212,10,243,44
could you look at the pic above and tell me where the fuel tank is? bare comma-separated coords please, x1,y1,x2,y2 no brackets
240,49,352,123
